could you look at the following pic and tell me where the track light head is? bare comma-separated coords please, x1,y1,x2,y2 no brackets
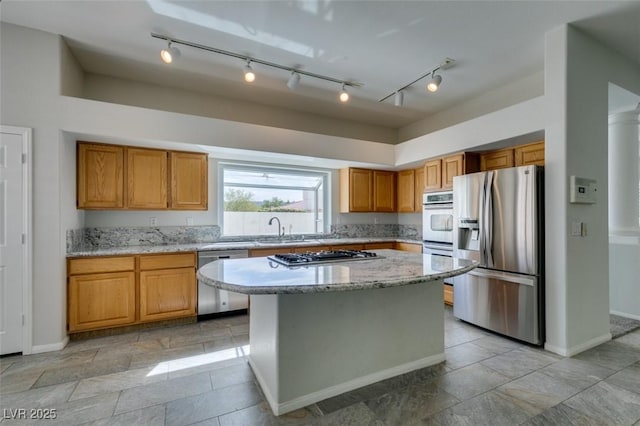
394,90,404,107
160,41,179,64
427,73,442,92
243,61,256,83
339,84,350,103
287,71,301,90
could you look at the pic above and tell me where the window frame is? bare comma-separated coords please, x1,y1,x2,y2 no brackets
217,162,330,237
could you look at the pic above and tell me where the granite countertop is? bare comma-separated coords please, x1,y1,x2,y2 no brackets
66,237,423,257
197,249,477,295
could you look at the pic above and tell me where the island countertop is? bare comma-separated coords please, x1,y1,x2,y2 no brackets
197,249,477,294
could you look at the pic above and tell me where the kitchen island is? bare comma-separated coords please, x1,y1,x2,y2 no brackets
197,249,476,415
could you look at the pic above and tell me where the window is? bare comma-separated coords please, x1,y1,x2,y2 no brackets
219,163,329,237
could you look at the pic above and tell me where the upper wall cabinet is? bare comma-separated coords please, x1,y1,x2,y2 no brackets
423,153,479,192
515,141,545,166
339,168,396,212
397,166,425,213
77,141,208,210
127,148,168,209
170,152,208,210
77,143,125,209
480,148,514,171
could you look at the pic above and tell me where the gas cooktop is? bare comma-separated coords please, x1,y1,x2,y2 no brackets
267,250,379,266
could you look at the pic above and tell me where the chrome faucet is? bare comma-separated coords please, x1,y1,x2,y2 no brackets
268,216,285,239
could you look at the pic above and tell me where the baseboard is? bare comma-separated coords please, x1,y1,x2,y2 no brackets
545,332,611,357
30,336,69,354
610,310,640,321
250,352,446,416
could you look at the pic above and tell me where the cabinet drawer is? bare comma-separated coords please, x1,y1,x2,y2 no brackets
364,242,394,250
68,256,135,275
139,253,195,270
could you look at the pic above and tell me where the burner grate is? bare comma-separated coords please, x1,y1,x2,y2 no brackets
267,250,378,266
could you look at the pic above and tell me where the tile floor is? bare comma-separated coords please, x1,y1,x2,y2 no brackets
1,308,640,425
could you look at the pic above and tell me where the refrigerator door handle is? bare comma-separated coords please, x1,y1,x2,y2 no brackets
468,269,535,287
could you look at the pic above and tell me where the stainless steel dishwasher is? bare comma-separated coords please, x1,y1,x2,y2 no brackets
197,249,249,319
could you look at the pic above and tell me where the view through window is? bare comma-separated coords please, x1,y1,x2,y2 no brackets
219,163,329,237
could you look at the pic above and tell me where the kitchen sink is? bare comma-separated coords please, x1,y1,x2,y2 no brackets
199,242,256,249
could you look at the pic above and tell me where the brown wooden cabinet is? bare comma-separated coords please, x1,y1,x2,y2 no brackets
77,142,207,211
67,256,136,332
424,159,442,192
396,169,415,213
515,141,545,166
364,242,395,250
480,148,514,171
340,168,373,212
394,242,423,253
373,170,396,212
170,151,208,210
67,252,197,333
127,147,168,209
444,284,454,306
339,168,396,212
414,166,425,212
77,143,125,209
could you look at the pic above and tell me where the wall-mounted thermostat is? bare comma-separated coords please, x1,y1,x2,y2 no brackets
569,176,597,204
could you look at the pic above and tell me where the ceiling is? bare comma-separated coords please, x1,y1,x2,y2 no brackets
2,0,640,134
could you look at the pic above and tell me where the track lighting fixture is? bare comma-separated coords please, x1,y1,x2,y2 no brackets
339,84,350,103
151,33,361,103
378,58,455,105
394,90,404,107
287,71,301,90
427,72,442,92
160,41,179,64
243,60,256,83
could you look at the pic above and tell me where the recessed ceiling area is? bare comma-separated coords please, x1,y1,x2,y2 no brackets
2,1,639,144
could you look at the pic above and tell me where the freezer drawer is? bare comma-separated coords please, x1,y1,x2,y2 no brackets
453,269,542,345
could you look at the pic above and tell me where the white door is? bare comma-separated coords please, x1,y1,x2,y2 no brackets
0,131,26,355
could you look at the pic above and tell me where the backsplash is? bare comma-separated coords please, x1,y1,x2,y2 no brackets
67,224,421,253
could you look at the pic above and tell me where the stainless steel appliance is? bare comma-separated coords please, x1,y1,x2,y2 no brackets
197,249,249,319
268,250,379,266
452,165,544,345
423,191,454,285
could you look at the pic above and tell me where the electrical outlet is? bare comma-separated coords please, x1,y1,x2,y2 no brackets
186,217,194,226
149,217,158,226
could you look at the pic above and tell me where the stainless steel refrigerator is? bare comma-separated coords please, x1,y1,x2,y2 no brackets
452,165,544,345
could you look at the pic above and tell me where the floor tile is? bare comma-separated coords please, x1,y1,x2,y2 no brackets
422,390,533,426
202,336,236,353
435,363,510,401
520,403,603,426
69,366,168,401
87,404,166,426
564,381,640,425
444,326,486,348
470,335,523,354
496,371,581,414
61,333,140,355
444,342,497,370
480,347,558,379
164,381,262,426
92,338,171,362
217,401,319,425
0,381,77,411
365,379,459,424
33,355,130,388
0,366,45,394
309,402,384,426
537,357,615,390
128,343,205,370
209,362,254,390
573,340,640,371
114,372,212,414
169,327,232,348
605,361,640,395
616,331,640,350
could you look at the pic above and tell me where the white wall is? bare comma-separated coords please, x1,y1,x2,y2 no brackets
543,24,640,356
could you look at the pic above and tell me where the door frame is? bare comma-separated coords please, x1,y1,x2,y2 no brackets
1,125,33,355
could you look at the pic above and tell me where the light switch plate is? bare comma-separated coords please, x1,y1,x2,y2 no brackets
571,222,582,236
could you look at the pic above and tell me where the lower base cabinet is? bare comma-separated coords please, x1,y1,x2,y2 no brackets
444,284,454,306
67,252,196,333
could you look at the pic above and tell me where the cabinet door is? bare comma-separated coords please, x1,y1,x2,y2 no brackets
347,168,373,212
515,141,544,166
414,166,425,212
139,267,196,322
373,170,396,212
396,169,415,213
394,242,423,253
68,272,135,332
127,148,168,209
442,154,464,189
77,143,124,209
480,148,514,171
424,159,442,192
170,152,208,210
330,244,364,250
364,242,394,250
444,284,454,306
